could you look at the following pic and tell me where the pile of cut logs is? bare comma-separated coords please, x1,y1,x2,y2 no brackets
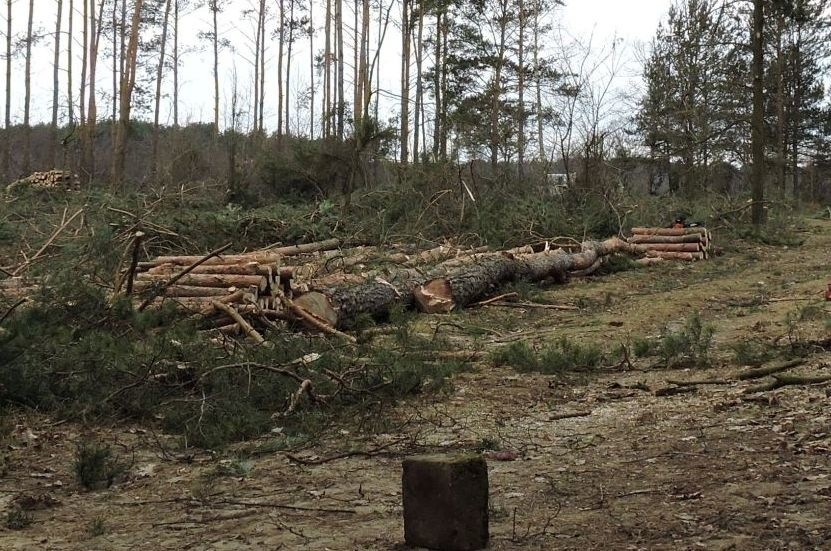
627,227,712,261
6,170,80,193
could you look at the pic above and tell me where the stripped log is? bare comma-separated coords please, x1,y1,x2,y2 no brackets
135,272,269,291
627,234,706,245
138,252,282,270
265,238,341,256
631,227,707,236
146,262,275,276
644,251,705,261
134,284,240,298
635,243,703,253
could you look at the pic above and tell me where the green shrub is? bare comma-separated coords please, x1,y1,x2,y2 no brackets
655,314,715,368
492,337,604,375
74,441,127,490
5,509,33,530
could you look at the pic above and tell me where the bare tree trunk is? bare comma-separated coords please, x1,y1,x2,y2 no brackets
399,0,410,163
750,0,765,226
431,10,440,160
335,0,344,138
112,0,144,186
277,0,285,143
51,0,65,167
212,1,220,136
323,0,331,137
111,0,117,133
258,0,265,132
791,40,801,198
309,0,315,138
353,0,360,124
489,0,508,169
412,3,423,162
774,13,786,192
534,0,544,161
356,0,370,125
80,0,88,140
253,2,261,132
285,0,295,137
82,0,105,185
152,0,173,183
118,0,126,130
173,0,179,127
67,0,74,127
439,16,447,160
2,0,11,179
517,0,526,177
23,0,35,175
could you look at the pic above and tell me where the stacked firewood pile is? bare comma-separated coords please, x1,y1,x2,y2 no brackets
6,170,80,193
627,227,713,261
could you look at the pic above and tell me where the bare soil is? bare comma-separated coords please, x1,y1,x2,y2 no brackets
2,219,830,550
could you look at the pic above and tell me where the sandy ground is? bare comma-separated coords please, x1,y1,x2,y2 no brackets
1,218,830,550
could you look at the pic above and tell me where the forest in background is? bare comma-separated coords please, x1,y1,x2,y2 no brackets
0,0,830,207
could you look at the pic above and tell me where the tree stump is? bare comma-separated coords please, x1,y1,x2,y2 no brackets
402,454,489,551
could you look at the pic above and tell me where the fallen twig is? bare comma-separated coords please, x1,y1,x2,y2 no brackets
0,298,28,326
12,208,84,276
549,410,592,421
471,292,519,307
485,301,579,311
654,386,697,397
211,301,266,345
665,379,731,387
737,359,803,380
743,373,831,394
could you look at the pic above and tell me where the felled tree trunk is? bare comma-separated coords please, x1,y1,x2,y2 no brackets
415,238,642,313
295,238,644,327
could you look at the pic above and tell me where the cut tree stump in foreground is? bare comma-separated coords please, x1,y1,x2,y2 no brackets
402,454,489,551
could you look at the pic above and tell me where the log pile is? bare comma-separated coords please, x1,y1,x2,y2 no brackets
627,227,713,261
6,170,80,193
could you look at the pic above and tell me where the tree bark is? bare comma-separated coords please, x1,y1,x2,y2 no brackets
412,3,423,162
3,0,12,179
517,0,526,176
534,0,544,161
323,0,331,137
152,0,173,183
296,238,645,328
82,0,105,185
750,0,766,226
173,0,179,127
212,1,220,136
23,0,35,175
335,0,344,138
277,0,285,143
51,0,65,168
112,0,144,186
400,0,410,162
309,0,315,138
285,0,296,137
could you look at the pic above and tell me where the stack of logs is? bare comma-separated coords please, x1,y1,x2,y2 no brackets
6,170,80,193
627,227,712,261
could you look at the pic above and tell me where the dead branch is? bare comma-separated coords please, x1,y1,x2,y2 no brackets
737,359,803,380
743,373,831,394
281,295,357,344
12,208,84,276
0,298,28,325
210,301,266,345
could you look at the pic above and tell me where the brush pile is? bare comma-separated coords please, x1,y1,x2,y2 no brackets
627,227,713,261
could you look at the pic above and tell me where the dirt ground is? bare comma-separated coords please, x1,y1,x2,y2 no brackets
1,218,830,550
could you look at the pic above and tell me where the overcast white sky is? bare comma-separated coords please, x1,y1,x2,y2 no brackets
1,0,674,130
